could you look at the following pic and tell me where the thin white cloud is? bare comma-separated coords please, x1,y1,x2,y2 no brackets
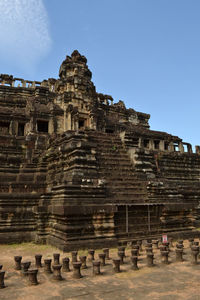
0,0,52,71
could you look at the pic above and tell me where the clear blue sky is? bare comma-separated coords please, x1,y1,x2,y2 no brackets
0,0,200,148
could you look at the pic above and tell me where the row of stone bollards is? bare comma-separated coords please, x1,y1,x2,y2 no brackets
1,238,199,288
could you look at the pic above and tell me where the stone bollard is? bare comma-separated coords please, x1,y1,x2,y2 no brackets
189,238,194,248
131,256,139,270
176,243,183,250
161,251,169,264
62,258,71,272
132,245,140,255
53,253,60,265
72,262,82,279
168,237,174,247
35,254,42,268
71,251,78,263
88,249,95,261
44,259,52,274
146,253,154,267
52,264,62,281
21,261,31,276
118,251,125,264
146,244,153,255
163,242,170,252
79,256,87,269
131,249,138,257
145,242,152,252
118,246,126,257
175,248,183,262
137,240,143,251
0,271,5,289
112,259,121,273
14,256,22,270
28,269,38,285
98,253,106,266
160,245,167,252
93,261,101,275
191,245,199,265
178,240,184,247
103,248,110,260
152,240,159,249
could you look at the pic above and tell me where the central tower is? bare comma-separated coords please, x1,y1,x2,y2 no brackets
54,50,98,132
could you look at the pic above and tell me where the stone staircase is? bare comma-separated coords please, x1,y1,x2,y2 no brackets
88,131,148,205
87,131,163,241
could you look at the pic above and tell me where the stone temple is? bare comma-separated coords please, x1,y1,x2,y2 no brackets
0,50,200,251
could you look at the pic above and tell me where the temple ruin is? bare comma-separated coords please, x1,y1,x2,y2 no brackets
0,50,200,250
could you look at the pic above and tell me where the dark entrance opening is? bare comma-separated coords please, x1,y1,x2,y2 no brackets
18,123,25,136
37,120,48,133
105,128,114,133
78,119,85,129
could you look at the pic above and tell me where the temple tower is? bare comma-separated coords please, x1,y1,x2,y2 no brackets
54,50,98,132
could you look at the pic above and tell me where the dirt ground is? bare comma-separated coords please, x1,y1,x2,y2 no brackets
0,240,200,300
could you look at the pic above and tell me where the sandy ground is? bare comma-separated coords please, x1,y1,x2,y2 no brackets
0,240,200,300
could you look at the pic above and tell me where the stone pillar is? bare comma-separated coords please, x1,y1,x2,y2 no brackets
191,245,199,265
152,240,159,249
178,142,184,153
44,259,52,274
0,272,5,289
131,256,139,270
22,80,26,88
195,146,200,154
146,253,154,267
62,258,70,272
53,253,60,265
117,251,125,264
21,262,31,276
71,251,78,263
72,262,82,279
52,264,62,281
149,139,154,150
88,249,95,261
48,118,54,134
98,253,106,266
163,242,170,252
28,269,38,285
145,243,153,254
112,259,120,273
67,112,72,130
161,251,169,264
137,240,143,251
175,249,183,262
159,140,165,151
103,248,110,260
169,142,174,152
132,244,140,254
79,256,87,269
35,254,42,268
159,245,167,256
168,237,174,247
92,261,101,275
14,256,22,270
118,246,126,257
